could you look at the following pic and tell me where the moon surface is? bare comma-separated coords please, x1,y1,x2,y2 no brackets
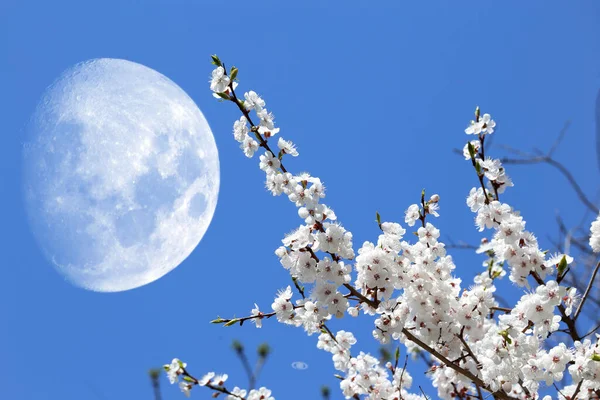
23,58,219,292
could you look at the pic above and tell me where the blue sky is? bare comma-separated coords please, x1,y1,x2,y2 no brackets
1,1,599,399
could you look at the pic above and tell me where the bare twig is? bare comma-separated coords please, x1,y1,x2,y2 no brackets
574,261,600,321
501,153,598,214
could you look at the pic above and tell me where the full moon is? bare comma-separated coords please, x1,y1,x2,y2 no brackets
23,58,220,292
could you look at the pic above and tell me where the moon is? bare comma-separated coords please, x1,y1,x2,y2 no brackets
22,58,220,292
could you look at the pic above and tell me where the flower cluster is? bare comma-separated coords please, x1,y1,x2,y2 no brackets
164,57,600,400
214,61,358,333
164,357,274,400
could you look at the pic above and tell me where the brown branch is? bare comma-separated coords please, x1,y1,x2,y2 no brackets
574,261,600,321
501,154,598,214
401,328,518,400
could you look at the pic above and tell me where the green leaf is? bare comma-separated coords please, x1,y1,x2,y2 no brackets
395,346,400,362
376,211,381,228
475,106,480,121
475,160,482,175
592,353,600,362
498,330,512,344
216,92,230,100
183,376,195,383
177,359,185,368
211,54,222,67
467,142,476,160
224,319,239,327
230,67,238,81
211,317,225,324
557,255,568,276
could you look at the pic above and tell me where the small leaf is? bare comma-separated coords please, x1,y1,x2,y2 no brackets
224,319,239,327
211,54,222,67
230,67,238,81
376,211,382,229
498,330,512,344
395,346,400,362
211,317,225,324
557,255,568,276
475,106,480,121
467,142,476,160
216,92,230,100
592,353,600,362
183,376,195,383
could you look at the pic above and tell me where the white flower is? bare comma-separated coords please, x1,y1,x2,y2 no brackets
417,222,440,245
467,187,486,212
463,140,480,160
241,136,259,158
233,116,248,143
563,287,579,317
546,253,573,267
272,286,294,321
381,222,406,238
478,158,502,181
212,374,228,386
427,202,440,217
179,382,192,397
210,67,230,93
212,81,238,99
335,330,357,350
244,91,265,112
247,387,274,400
251,304,263,328
278,137,299,156
256,109,280,137
259,151,281,174
480,113,496,134
404,204,420,227
198,372,214,386
164,358,186,384
590,213,600,252
465,113,496,135
226,387,248,400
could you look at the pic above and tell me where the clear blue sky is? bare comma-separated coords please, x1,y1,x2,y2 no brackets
1,1,599,399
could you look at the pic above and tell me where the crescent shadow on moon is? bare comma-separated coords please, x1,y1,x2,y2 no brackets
22,58,220,292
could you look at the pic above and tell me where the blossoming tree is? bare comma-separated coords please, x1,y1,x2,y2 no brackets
163,55,600,400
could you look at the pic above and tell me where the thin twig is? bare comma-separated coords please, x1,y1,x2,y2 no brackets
501,154,598,214
574,261,600,321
